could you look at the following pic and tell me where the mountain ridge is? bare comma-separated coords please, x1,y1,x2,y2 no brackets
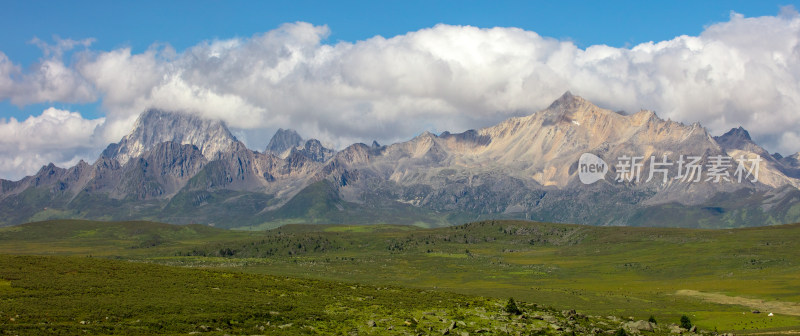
2,92,799,228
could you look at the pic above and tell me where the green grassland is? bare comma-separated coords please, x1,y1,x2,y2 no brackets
1,219,799,334
0,220,253,256
2,254,627,335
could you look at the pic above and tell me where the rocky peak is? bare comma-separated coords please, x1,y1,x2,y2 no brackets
714,126,756,150
718,126,752,141
439,129,491,147
266,128,304,154
780,152,800,169
102,109,237,165
413,131,437,141
540,91,619,127
547,91,579,109
32,163,66,187
292,139,335,162
334,143,374,165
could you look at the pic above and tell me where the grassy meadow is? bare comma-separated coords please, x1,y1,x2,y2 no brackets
1,219,799,334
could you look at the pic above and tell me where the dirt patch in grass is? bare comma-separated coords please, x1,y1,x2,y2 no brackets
677,289,800,316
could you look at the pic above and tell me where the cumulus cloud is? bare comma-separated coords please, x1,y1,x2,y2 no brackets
0,37,97,107
0,108,104,179
2,9,800,179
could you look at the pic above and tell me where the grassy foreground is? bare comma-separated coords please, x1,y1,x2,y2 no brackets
2,255,682,335
1,219,800,334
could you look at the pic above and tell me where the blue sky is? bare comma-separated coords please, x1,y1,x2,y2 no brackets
1,1,800,179
1,1,788,63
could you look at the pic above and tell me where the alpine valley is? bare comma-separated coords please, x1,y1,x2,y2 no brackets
2,92,800,229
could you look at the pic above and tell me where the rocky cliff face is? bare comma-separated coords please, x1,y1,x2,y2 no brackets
2,93,799,228
111,142,208,200
293,139,335,163
781,153,800,170
102,109,238,165
265,128,304,157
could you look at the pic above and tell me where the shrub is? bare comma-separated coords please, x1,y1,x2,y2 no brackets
680,315,692,329
504,297,522,315
648,315,657,324
614,328,628,336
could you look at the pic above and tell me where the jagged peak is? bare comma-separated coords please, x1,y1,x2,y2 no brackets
412,131,437,141
439,129,491,146
779,152,800,168
71,160,91,171
630,109,660,125
343,142,370,151
132,109,233,135
719,126,753,142
266,128,304,154
301,138,329,153
103,109,238,165
273,128,301,138
713,126,765,154
546,91,588,110
36,162,59,174
304,138,322,146
287,138,335,163
540,92,614,124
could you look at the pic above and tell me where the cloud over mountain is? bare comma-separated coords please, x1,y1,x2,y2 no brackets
0,108,104,178
1,7,800,179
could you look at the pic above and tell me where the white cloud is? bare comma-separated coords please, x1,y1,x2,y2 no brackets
0,38,96,105
3,10,800,179
0,108,105,180
29,36,95,58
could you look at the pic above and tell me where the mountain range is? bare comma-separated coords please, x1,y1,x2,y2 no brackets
2,92,799,228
